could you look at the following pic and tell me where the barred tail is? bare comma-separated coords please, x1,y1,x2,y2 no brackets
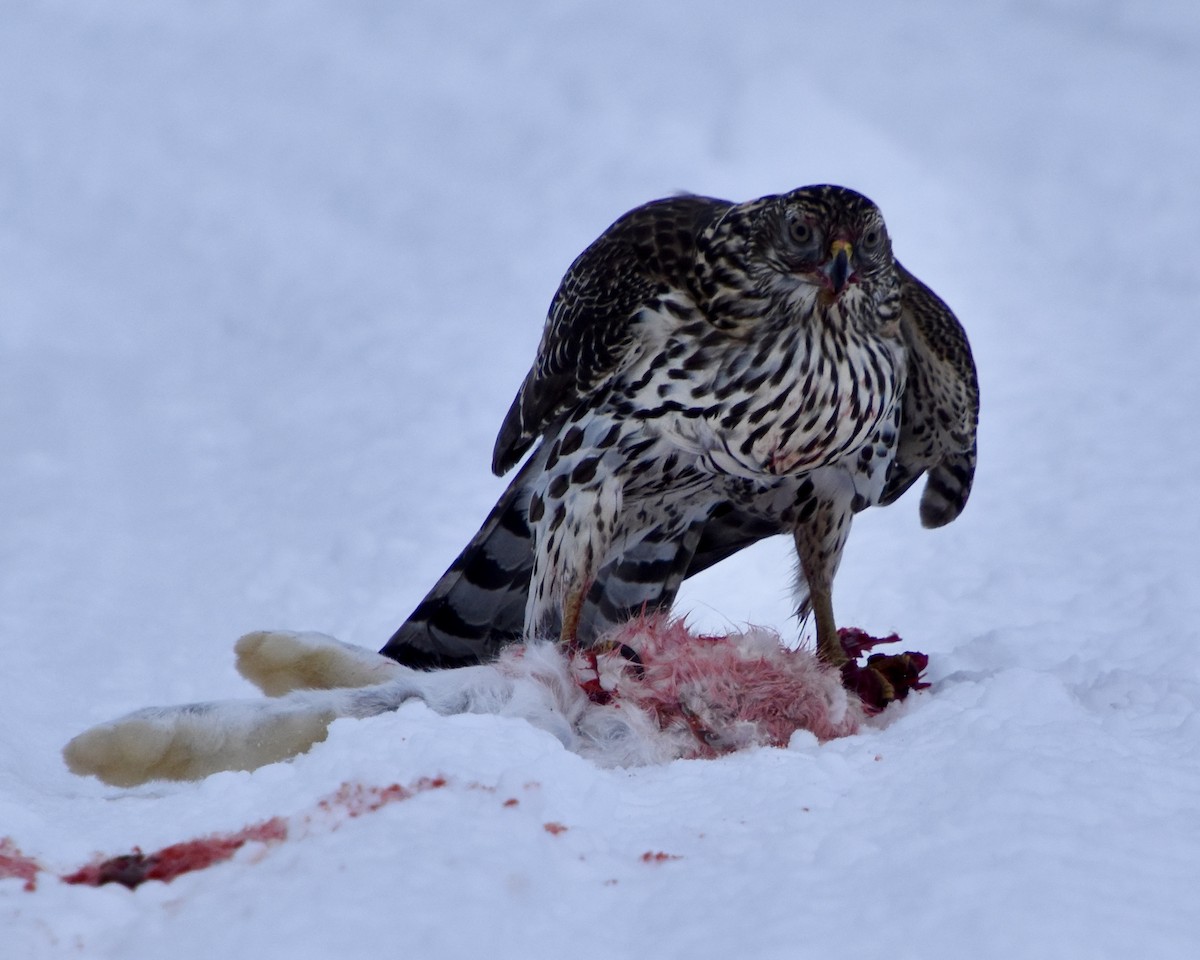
918,446,976,529
380,463,540,669
380,467,723,667
583,511,713,633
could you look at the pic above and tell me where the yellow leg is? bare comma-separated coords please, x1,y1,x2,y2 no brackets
559,586,584,644
809,582,847,668
793,499,852,669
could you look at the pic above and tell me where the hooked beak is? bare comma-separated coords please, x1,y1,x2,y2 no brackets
825,239,853,297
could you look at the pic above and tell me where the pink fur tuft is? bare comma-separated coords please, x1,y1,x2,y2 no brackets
567,616,867,758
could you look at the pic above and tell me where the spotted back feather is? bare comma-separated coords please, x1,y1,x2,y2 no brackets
492,195,727,476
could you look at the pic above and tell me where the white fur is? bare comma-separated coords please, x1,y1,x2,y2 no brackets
63,633,661,785
64,626,861,786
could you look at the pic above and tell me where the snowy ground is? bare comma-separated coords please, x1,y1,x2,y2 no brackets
3,1,1199,957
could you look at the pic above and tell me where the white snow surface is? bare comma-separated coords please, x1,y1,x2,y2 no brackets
3,1,1199,957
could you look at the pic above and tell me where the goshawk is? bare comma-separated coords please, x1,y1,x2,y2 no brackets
381,185,978,671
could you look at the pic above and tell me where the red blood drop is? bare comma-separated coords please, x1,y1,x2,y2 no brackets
62,818,287,890
0,837,41,892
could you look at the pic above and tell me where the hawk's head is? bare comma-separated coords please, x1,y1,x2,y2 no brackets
748,185,897,313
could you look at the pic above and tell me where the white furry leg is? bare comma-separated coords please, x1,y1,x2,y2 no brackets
61,671,473,787
63,630,440,787
235,630,404,696
62,694,343,787
61,632,539,787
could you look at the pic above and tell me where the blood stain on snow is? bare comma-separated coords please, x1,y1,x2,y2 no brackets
21,775,454,892
318,776,448,819
640,851,681,864
62,818,288,890
1,837,41,892
503,798,520,808
320,782,412,817
543,822,568,835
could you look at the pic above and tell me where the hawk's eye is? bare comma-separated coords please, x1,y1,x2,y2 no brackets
787,218,814,247
861,225,885,254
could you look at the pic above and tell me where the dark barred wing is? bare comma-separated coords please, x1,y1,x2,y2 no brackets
878,262,979,526
491,194,729,476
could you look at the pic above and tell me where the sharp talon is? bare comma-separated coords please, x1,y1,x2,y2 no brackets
616,643,645,677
